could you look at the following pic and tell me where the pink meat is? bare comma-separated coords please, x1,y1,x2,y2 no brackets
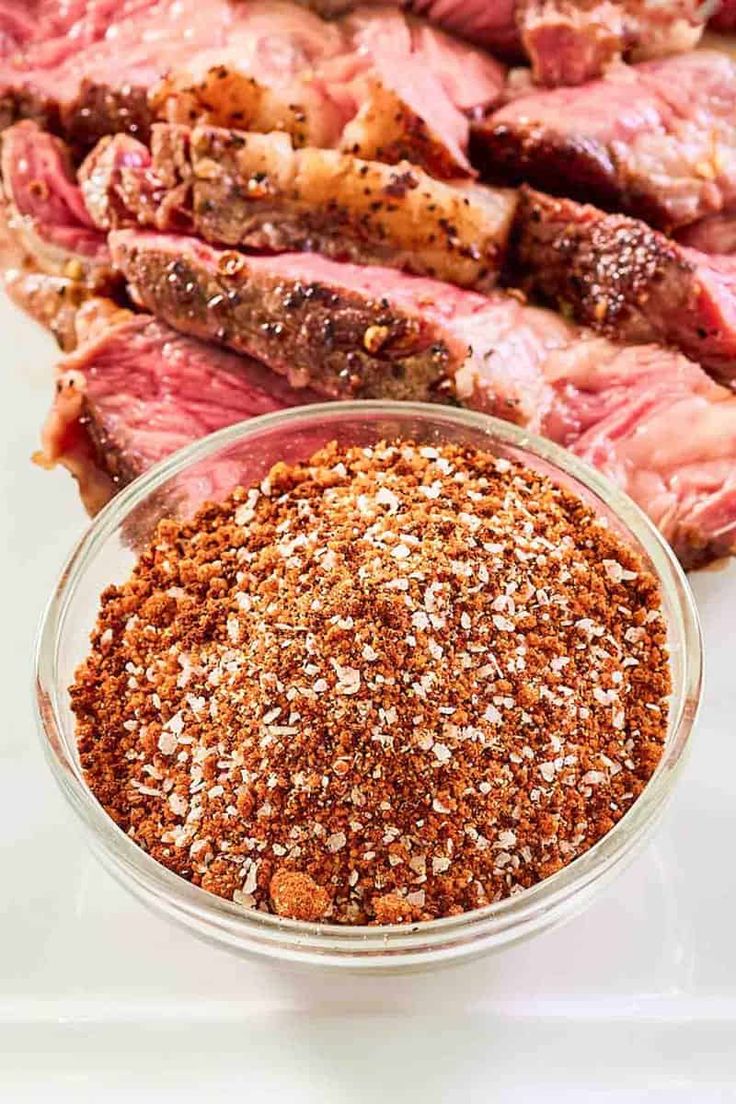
0,0,503,177
0,1,160,69
40,310,320,512
312,0,705,79
520,1,627,86
1,120,107,258
680,248,736,367
411,0,521,54
0,119,111,284
453,298,736,567
520,1,703,86
76,123,517,291
474,49,736,229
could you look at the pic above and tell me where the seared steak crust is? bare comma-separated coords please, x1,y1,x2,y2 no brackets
45,233,736,566
472,50,736,231
472,121,627,215
513,188,689,338
110,232,457,401
80,124,517,291
511,188,736,382
0,0,503,173
0,78,153,151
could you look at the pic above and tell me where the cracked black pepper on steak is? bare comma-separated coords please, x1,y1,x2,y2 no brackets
72,440,670,925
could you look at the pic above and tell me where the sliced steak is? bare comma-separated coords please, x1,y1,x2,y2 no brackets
472,50,736,230
281,0,521,56
109,230,491,400
336,8,504,176
511,188,736,383
519,1,703,86
0,120,112,285
79,129,189,235
390,0,523,56
39,308,320,513
421,300,736,569
0,1,503,177
511,331,736,570
520,0,628,85
108,228,736,565
39,366,117,515
0,3,35,58
306,1,706,80
79,124,517,291
152,5,504,179
0,2,160,67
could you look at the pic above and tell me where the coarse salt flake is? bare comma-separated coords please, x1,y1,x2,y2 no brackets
168,793,188,816
327,831,347,852
492,615,515,633
539,761,556,783
332,661,361,696
158,729,178,755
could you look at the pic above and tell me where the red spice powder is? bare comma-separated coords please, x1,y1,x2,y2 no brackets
71,440,670,924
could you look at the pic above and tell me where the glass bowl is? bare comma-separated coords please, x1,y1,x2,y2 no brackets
35,401,702,972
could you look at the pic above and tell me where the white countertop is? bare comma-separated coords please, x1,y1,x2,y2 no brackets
1,296,735,1102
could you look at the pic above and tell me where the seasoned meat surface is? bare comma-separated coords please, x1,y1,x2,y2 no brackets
472,50,736,230
0,0,504,175
79,124,517,291
511,188,736,383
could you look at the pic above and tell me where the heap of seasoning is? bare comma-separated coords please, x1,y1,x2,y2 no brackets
73,440,670,925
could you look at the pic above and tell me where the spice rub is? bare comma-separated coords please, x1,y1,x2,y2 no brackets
72,440,670,924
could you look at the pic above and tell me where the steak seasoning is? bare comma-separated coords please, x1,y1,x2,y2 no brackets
72,441,670,925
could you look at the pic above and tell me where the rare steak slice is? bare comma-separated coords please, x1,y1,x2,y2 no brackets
109,229,498,400
0,0,349,147
0,120,112,285
304,1,706,82
330,7,504,177
150,4,505,179
511,188,736,384
39,305,320,513
504,329,736,570
79,124,517,291
0,2,160,68
107,228,736,565
519,0,703,86
472,50,736,230
0,0,503,176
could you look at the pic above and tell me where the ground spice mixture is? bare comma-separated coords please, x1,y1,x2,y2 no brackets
72,440,671,925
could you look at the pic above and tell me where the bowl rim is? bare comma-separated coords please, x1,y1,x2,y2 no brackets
34,400,703,963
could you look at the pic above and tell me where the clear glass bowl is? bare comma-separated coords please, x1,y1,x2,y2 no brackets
35,402,703,972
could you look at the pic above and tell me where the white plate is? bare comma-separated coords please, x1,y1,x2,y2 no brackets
1,294,735,1102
